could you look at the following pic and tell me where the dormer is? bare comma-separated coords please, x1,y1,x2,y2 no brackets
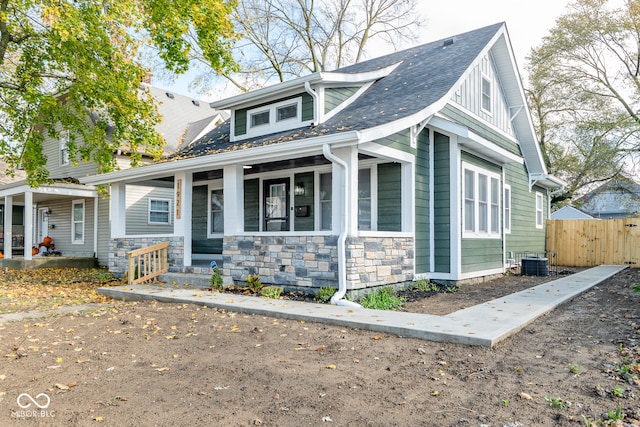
210,62,402,142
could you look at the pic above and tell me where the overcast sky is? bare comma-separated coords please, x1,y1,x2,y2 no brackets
160,0,574,100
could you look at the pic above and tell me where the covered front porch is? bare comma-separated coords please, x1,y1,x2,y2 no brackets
0,181,99,264
83,138,417,293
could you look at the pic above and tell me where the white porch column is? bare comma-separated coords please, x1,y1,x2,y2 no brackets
223,165,245,235
174,172,192,267
331,146,358,234
3,195,12,259
110,183,126,238
23,191,33,261
402,162,415,232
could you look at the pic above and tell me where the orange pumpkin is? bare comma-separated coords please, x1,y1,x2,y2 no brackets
0,251,3,258
32,247,38,256
43,236,53,245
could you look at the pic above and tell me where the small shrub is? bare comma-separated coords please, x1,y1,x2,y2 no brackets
413,279,438,292
246,274,263,293
612,383,625,397
261,286,283,299
360,287,405,310
631,283,640,293
315,286,337,303
209,269,223,291
569,363,581,375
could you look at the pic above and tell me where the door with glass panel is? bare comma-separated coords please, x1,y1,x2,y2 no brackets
263,178,290,231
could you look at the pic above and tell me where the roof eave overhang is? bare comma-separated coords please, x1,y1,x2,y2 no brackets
80,130,362,185
529,173,566,190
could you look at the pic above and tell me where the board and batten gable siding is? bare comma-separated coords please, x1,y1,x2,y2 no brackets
125,185,174,235
504,162,547,255
324,87,360,114
449,54,514,137
40,198,94,256
43,127,100,180
234,92,314,137
414,129,430,274
460,152,503,274
433,131,451,273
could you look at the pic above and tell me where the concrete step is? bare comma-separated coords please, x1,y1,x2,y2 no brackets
158,272,211,289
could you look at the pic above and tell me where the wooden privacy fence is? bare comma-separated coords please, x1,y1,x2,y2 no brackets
127,241,170,285
546,218,640,267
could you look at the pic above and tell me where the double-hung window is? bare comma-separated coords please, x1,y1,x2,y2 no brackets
504,185,511,234
60,131,70,166
535,192,544,229
149,199,171,225
462,163,501,238
72,200,84,244
209,189,224,235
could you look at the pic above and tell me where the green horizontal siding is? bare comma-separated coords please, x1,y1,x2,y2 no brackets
324,87,359,114
505,162,547,255
441,104,520,155
377,163,401,231
244,178,260,232
415,129,430,274
433,132,450,273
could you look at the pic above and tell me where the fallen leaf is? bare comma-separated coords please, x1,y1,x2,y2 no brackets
326,364,337,369
155,367,170,372
519,392,533,400
55,383,69,390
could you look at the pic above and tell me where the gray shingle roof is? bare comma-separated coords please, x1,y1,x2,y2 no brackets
174,23,503,159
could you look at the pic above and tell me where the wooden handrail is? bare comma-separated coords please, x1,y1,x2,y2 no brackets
128,241,170,285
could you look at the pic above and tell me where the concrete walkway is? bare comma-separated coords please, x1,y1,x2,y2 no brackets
97,265,627,347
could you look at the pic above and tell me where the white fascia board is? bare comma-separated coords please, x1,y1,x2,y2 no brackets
0,183,97,198
358,141,414,163
529,173,566,189
209,62,402,110
428,116,523,164
80,130,362,185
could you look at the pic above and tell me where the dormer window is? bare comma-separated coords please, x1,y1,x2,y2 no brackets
241,97,304,139
250,110,270,128
277,103,297,122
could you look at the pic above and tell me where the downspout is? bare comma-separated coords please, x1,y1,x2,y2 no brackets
322,144,362,308
304,82,318,125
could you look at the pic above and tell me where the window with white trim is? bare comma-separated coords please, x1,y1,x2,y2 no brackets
72,200,85,244
481,76,492,113
209,189,224,235
358,168,372,231
245,97,302,138
535,192,544,229
319,173,332,230
504,185,511,234
60,131,70,166
149,198,171,225
462,163,501,238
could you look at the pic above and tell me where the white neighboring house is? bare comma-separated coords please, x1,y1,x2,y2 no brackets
549,206,595,220
0,85,227,265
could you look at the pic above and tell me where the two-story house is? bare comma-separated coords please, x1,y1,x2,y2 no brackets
79,23,563,300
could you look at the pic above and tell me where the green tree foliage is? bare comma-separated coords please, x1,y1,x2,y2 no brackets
0,0,237,185
525,0,640,204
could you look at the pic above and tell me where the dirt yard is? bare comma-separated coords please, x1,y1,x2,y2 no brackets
0,268,638,426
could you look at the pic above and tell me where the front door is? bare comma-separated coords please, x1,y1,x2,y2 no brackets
263,178,290,231
38,207,49,244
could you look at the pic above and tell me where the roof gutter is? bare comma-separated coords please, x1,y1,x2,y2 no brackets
322,143,362,309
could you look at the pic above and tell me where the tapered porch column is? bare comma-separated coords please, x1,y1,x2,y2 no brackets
110,183,126,239
223,165,244,235
174,172,192,267
23,191,33,261
3,195,12,258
